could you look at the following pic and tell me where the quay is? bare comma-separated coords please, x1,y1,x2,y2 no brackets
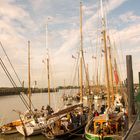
125,69,140,139
125,113,140,140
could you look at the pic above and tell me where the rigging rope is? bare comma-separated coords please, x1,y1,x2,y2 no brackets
0,58,30,111
0,42,35,111
0,56,52,134
69,52,80,95
0,42,22,86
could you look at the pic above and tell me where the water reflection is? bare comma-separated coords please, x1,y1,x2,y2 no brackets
0,133,46,140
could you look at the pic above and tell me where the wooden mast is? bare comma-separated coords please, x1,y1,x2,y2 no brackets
108,45,115,105
100,0,110,108
79,1,83,103
114,58,118,94
46,24,51,106
107,36,115,105
28,41,31,111
78,67,79,89
86,64,90,94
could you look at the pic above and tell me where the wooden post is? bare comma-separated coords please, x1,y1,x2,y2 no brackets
138,72,140,121
138,72,140,90
126,55,135,127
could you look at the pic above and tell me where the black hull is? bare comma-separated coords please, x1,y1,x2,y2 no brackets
54,122,86,140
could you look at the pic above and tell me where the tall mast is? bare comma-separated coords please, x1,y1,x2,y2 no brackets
100,0,110,108
80,1,83,103
47,53,51,106
86,63,92,122
108,38,114,105
86,64,90,94
46,23,51,106
28,41,31,111
114,58,119,94
78,67,79,89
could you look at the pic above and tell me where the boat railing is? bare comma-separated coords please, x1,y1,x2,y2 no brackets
85,116,94,133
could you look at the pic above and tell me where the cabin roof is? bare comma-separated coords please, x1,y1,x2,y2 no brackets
94,114,107,121
47,103,83,120
93,112,124,122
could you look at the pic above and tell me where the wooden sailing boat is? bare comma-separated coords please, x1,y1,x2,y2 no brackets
42,2,89,139
0,119,22,134
16,41,42,136
16,22,55,136
85,0,128,140
43,103,88,139
16,41,50,136
0,42,33,135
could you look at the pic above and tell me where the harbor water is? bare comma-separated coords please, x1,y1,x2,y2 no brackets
0,89,88,140
1,90,138,140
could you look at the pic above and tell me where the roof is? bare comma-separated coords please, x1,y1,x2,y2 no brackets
93,112,124,122
46,103,83,120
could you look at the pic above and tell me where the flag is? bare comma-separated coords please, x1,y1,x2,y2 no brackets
42,60,45,63
102,49,105,53
114,59,119,85
72,55,76,59
114,69,119,85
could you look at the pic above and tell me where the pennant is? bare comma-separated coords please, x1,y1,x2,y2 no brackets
114,69,119,85
102,49,105,53
114,58,119,85
72,55,76,59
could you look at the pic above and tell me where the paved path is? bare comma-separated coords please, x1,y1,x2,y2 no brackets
126,117,140,140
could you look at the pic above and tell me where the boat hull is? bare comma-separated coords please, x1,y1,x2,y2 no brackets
1,128,18,135
0,119,21,135
54,122,86,139
85,132,122,140
16,124,41,136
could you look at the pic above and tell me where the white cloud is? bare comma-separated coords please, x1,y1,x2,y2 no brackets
83,5,95,16
0,0,38,87
109,21,140,83
105,0,128,12
119,11,140,23
29,0,45,11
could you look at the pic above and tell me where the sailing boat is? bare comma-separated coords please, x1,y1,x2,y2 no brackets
42,2,89,139
16,41,53,136
16,41,42,136
0,119,22,134
85,0,127,140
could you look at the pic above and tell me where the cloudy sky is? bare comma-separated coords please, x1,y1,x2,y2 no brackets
0,0,140,88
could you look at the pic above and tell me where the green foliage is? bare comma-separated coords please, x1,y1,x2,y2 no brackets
136,88,140,102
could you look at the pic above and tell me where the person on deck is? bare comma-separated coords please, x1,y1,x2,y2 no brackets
70,112,78,129
46,105,54,115
93,110,99,117
100,105,105,114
